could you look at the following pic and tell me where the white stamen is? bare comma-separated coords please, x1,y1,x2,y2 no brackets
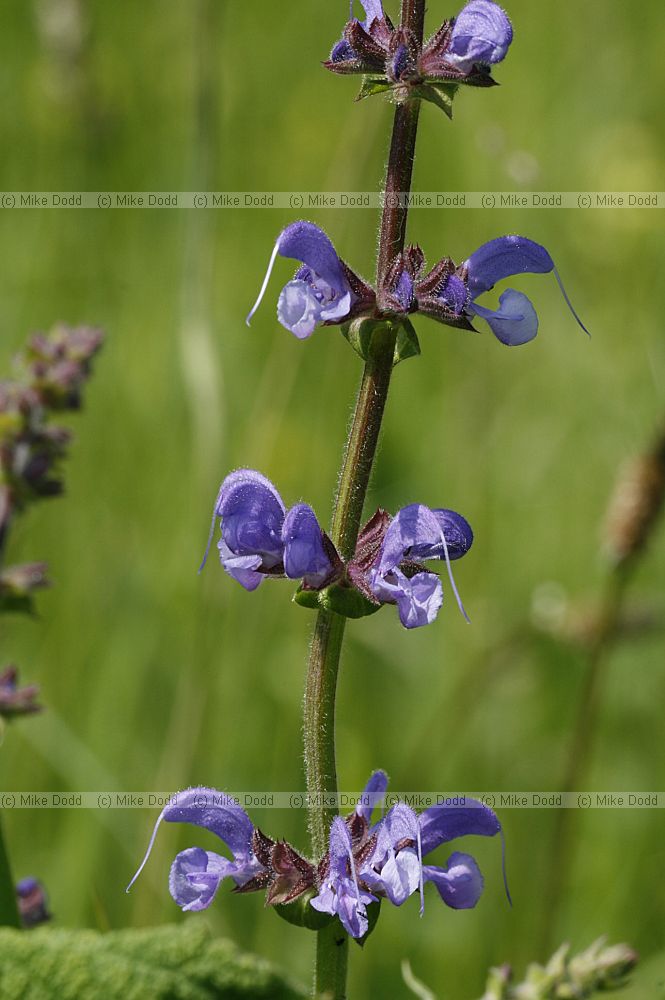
553,267,590,337
126,808,166,892
198,482,225,573
246,239,281,326
438,526,471,624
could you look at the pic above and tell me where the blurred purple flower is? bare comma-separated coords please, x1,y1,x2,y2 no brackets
0,665,41,718
368,504,473,627
199,469,339,591
16,877,51,928
247,222,374,340
416,235,589,346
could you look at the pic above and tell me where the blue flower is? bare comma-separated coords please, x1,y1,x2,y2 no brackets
128,771,507,939
309,770,507,937
127,788,266,912
199,469,338,591
247,222,374,340
368,504,473,627
415,235,589,346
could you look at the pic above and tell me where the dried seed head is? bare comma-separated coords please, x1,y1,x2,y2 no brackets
603,426,665,567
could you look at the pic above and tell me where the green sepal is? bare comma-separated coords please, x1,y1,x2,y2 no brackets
293,583,381,621
354,901,381,948
393,317,421,365
319,584,381,619
273,890,333,932
356,76,393,102
412,83,456,119
292,587,320,611
341,317,420,367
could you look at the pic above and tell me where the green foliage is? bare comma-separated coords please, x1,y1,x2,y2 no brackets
0,923,306,1000
355,77,393,103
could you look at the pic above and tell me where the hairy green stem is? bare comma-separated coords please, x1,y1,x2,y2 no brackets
304,2,426,995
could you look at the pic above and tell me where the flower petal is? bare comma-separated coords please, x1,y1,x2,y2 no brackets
465,236,554,298
376,504,443,575
169,847,235,912
376,848,421,906
199,469,285,573
329,815,354,877
277,280,324,339
395,571,444,629
448,1,513,72
359,0,384,27
423,851,484,909
409,509,474,562
469,289,539,346
217,542,264,592
355,769,389,824
277,222,348,293
418,798,500,856
282,503,335,586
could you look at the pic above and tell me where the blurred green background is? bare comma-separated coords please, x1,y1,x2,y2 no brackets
1,0,664,996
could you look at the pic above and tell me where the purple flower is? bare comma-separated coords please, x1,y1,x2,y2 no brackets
368,504,473,628
128,788,318,913
309,770,506,937
311,816,378,938
127,788,266,912
0,665,41,718
247,222,374,340
199,469,338,591
16,877,51,928
416,236,589,346
128,771,506,937
447,1,513,72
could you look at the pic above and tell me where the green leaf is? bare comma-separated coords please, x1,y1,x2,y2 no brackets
355,76,392,102
412,83,455,120
0,923,307,999
273,890,333,932
393,318,421,366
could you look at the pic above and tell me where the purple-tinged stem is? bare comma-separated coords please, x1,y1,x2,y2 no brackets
304,1,426,995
